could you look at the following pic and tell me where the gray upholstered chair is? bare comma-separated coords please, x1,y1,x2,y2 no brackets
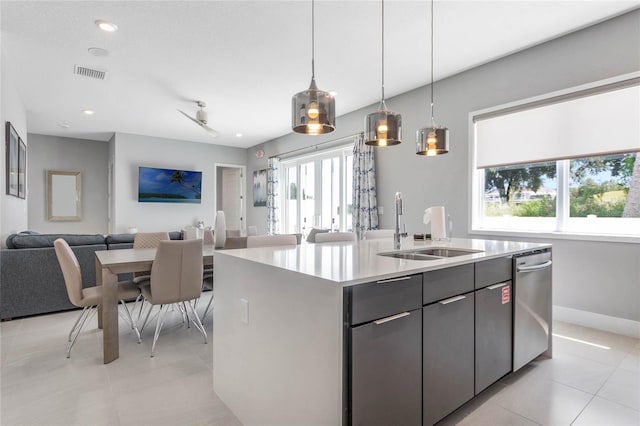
364,229,395,240
54,238,141,358
138,240,207,357
133,232,170,280
314,232,357,243
246,234,297,248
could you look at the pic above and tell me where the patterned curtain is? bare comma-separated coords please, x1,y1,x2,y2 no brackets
352,133,378,239
266,157,280,235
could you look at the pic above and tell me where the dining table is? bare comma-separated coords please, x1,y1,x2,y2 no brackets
94,244,215,364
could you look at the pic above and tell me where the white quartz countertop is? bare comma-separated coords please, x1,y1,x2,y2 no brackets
214,238,551,286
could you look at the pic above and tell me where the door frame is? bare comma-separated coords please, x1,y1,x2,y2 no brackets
213,163,247,233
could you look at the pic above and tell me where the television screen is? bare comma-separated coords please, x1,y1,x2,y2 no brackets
138,166,202,204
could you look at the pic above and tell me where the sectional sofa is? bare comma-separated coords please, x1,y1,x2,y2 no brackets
1,231,181,320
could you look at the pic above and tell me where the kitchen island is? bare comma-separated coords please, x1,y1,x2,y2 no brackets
213,238,552,426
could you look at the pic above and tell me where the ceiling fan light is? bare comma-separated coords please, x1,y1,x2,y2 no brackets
292,78,336,135
416,126,449,156
365,102,402,146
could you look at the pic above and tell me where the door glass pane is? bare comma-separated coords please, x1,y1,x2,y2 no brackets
300,162,315,235
321,157,340,230
285,166,298,234
345,154,353,231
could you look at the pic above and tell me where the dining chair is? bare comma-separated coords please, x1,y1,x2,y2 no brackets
137,240,207,357
214,210,227,248
364,229,395,240
226,229,242,238
314,232,357,243
246,234,297,248
203,229,215,245
54,238,142,358
247,225,258,236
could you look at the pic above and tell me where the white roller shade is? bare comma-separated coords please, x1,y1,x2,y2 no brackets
476,85,640,168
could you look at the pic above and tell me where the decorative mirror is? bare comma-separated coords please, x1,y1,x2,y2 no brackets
47,170,81,221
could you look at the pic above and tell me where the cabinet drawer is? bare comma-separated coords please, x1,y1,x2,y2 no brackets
423,264,474,305
475,256,512,289
350,274,422,325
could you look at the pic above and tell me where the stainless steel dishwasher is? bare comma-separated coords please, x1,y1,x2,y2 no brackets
513,249,552,371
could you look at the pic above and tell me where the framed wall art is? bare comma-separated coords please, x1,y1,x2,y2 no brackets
5,122,19,197
18,137,26,199
253,169,267,207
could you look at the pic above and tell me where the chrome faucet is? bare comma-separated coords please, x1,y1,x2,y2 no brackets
394,192,406,249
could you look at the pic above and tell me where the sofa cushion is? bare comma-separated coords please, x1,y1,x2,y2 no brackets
169,231,183,240
9,234,106,249
105,234,135,245
6,231,40,248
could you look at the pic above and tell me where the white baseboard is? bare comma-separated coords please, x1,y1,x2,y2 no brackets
553,305,640,339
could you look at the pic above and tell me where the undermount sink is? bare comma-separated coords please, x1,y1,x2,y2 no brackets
378,252,445,261
378,247,484,261
412,248,484,257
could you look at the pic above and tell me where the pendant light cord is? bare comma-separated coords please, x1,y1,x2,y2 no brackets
311,0,315,79
430,0,435,127
381,0,385,102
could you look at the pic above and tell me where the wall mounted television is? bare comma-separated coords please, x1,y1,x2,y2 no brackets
138,166,202,204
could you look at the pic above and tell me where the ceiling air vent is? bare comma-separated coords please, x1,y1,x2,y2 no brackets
74,65,108,80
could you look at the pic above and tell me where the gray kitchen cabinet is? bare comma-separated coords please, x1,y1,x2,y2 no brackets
423,292,475,426
347,274,423,426
350,307,422,426
475,281,513,394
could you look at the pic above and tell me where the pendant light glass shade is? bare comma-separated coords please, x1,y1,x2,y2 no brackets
365,0,402,147
292,0,335,135
416,0,447,156
416,126,449,155
365,100,402,146
292,77,335,135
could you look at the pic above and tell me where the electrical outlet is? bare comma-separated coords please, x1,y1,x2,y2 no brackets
240,298,249,324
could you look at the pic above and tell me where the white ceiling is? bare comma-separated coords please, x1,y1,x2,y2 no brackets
2,1,638,148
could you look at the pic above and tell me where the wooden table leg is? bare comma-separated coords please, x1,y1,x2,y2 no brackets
101,268,119,364
95,258,103,329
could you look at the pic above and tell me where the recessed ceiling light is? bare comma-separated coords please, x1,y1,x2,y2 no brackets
235,133,243,138
329,91,338,97
58,121,71,129
95,20,118,32
88,47,109,57
82,110,95,115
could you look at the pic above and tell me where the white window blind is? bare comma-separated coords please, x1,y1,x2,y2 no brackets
475,84,640,169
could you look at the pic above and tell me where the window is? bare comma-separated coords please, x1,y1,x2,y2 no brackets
281,145,353,235
472,77,640,239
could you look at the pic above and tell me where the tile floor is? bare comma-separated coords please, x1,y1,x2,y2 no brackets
1,307,639,426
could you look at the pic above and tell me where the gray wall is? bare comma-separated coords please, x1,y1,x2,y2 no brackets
27,134,109,234
111,132,246,234
246,10,640,322
1,49,28,246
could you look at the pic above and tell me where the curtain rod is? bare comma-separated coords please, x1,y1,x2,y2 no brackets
270,132,363,160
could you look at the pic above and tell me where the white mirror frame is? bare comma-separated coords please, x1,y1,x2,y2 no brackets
47,170,81,221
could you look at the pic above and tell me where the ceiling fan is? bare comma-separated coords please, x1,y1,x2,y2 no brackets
178,101,219,138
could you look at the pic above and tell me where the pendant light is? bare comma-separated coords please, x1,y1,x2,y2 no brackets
365,0,402,146
416,0,449,156
292,0,335,135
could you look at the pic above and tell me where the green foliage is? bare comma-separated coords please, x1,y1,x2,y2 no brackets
485,196,555,217
569,178,627,217
571,153,636,187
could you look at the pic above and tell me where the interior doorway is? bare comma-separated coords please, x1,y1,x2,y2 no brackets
215,164,246,233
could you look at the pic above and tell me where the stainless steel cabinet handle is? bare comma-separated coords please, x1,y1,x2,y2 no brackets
517,260,552,272
374,312,410,325
488,282,508,290
376,276,412,284
439,295,467,305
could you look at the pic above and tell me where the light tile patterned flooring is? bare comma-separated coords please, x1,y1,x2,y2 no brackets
1,307,639,426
